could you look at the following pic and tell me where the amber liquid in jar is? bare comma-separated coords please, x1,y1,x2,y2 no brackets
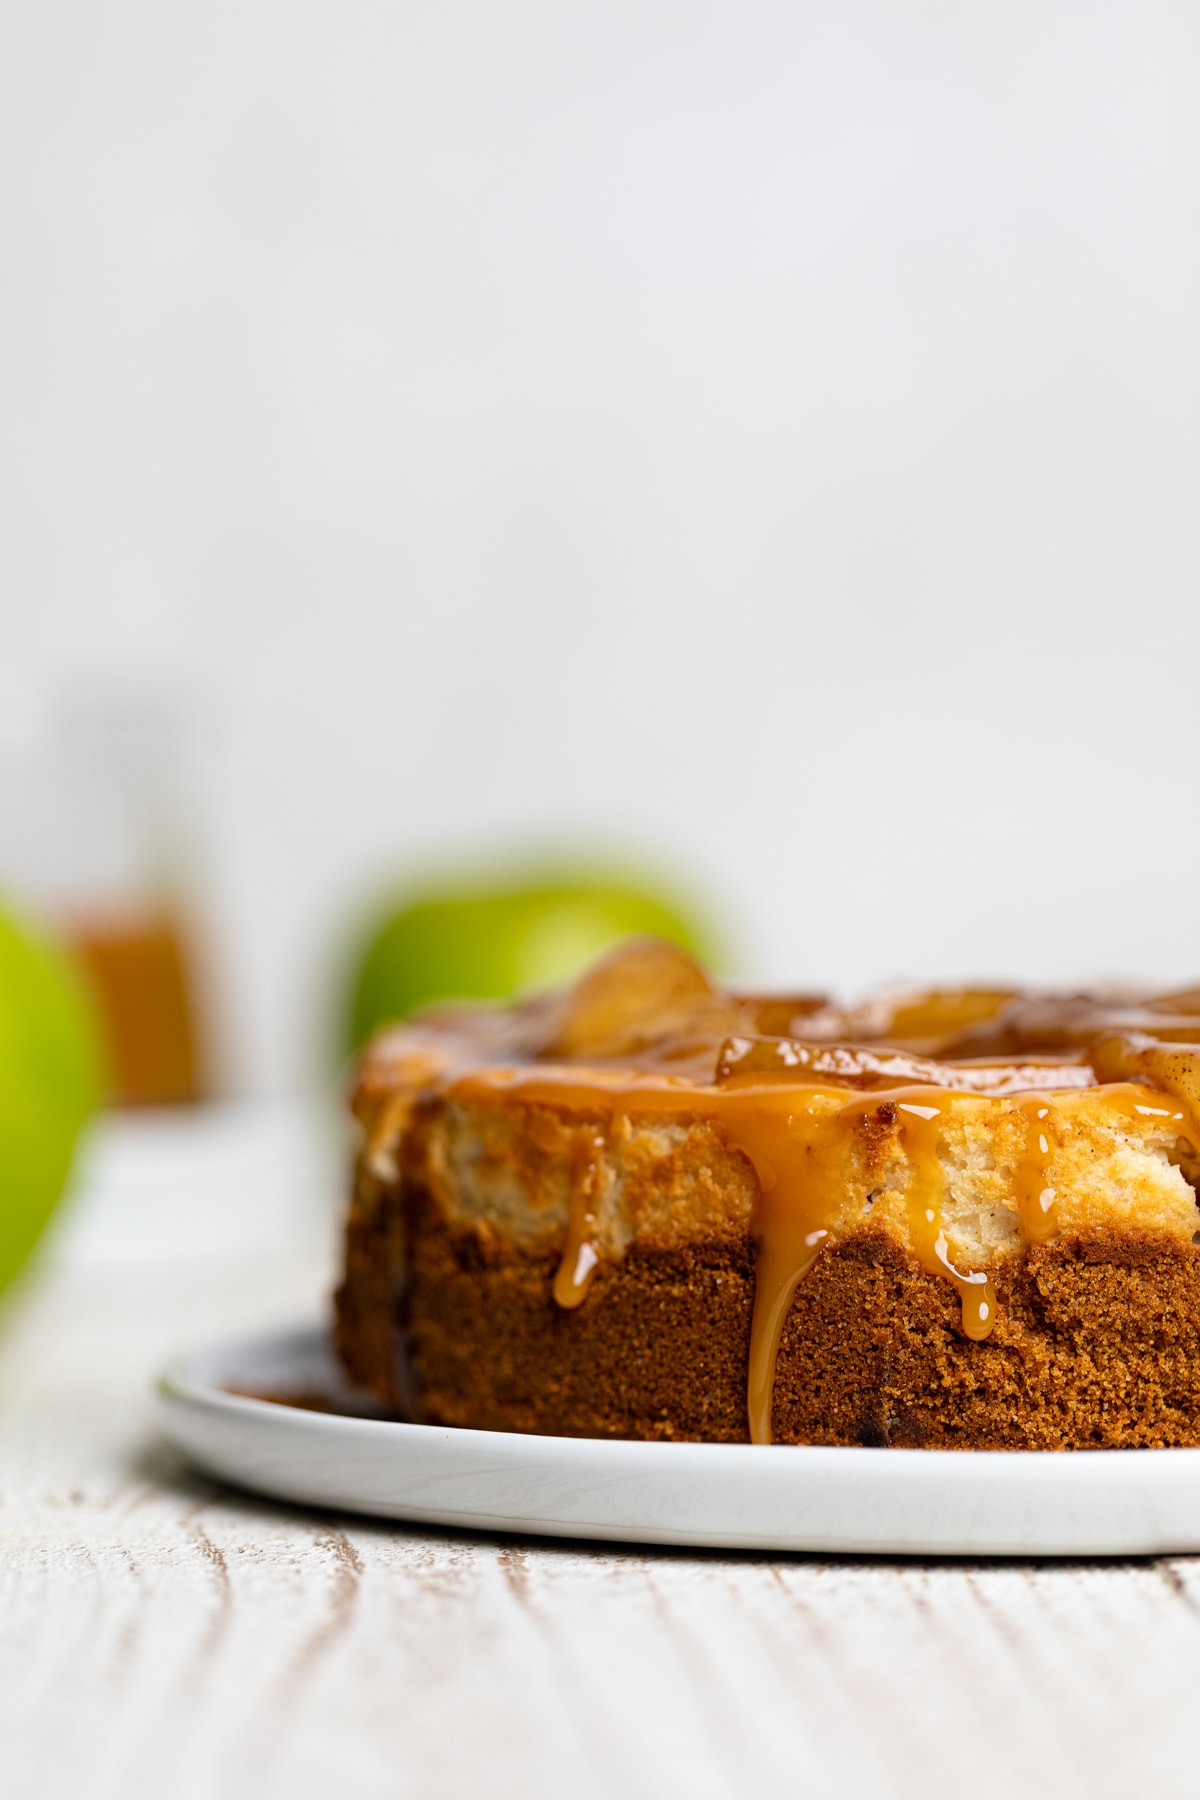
67,910,205,1106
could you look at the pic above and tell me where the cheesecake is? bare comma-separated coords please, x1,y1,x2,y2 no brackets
334,939,1200,1448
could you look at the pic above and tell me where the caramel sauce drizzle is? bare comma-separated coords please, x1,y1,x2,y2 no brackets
721,1083,997,1441
446,1054,1200,1445
359,941,1200,1447
726,1089,846,1449
1012,1095,1061,1245
738,1085,993,1444
450,1067,1011,1443
894,1096,996,1342
553,1128,607,1308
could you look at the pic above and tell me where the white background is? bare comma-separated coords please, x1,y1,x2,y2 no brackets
2,2,1197,1093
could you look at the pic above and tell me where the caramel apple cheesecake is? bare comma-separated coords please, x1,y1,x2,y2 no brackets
334,940,1200,1449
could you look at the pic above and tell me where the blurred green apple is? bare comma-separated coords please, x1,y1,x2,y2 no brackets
0,903,102,1301
346,869,717,1052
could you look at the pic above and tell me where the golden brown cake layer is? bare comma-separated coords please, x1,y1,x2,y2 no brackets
334,940,1200,1448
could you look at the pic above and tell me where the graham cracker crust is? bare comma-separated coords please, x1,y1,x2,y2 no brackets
335,1203,1200,1449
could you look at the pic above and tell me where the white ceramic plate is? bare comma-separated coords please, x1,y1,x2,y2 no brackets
158,1324,1200,1557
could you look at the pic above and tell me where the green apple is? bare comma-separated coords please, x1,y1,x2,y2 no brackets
0,903,103,1301
346,869,717,1051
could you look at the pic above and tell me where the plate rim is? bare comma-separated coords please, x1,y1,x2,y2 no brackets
155,1321,1200,1557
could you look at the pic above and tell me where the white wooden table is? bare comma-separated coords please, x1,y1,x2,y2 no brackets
4,1105,1200,1800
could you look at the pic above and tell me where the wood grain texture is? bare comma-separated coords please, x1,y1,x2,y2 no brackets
5,1112,1200,1799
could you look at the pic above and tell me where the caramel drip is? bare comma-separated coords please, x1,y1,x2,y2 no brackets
893,1096,995,1344
732,1092,856,1450
450,1066,1002,1444
1012,1095,1061,1244
738,1086,993,1443
552,1127,607,1308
